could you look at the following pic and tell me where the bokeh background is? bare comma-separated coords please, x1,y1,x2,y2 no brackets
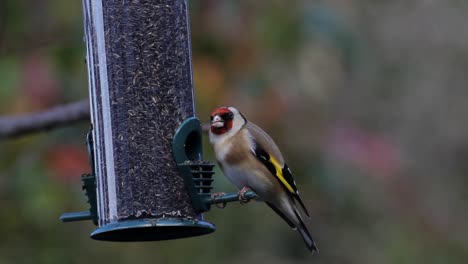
1,0,468,263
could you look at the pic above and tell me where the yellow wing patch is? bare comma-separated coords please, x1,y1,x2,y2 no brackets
251,140,296,195
270,156,295,194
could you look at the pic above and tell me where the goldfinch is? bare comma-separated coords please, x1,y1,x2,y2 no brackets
208,106,318,253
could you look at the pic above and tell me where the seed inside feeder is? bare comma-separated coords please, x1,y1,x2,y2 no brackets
88,0,197,225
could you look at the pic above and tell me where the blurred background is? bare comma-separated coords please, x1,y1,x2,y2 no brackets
1,0,468,263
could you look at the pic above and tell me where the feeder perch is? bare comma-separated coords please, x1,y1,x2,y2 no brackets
172,117,215,213
60,130,98,225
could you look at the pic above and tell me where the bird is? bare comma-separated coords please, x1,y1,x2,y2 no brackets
208,106,318,253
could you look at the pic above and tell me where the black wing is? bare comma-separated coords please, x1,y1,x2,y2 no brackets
252,141,310,216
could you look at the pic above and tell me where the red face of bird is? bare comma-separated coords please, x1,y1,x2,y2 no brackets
209,106,248,138
210,107,234,135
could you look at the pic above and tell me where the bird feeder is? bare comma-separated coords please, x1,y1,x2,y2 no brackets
61,0,256,241
61,0,211,241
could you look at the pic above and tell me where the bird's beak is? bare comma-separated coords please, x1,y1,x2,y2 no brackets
211,115,224,128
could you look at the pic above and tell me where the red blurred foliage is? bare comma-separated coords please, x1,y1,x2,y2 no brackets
193,56,225,101
45,144,90,182
20,52,61,111
256,88,287,124
325,122,402,179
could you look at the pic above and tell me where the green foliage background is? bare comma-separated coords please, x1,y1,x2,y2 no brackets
1,0,468,263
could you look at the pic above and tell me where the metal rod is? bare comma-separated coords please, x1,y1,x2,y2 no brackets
207,190,257,205
60,211,93,222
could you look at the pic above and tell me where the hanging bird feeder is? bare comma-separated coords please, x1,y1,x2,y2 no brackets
60,0,255,241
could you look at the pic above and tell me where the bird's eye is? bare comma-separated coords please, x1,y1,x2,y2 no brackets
222,112,234,120
210,116,213,121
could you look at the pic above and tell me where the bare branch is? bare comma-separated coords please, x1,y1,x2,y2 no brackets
0,100,90,139
0,99,210,139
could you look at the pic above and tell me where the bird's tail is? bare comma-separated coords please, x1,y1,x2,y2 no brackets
296,212,319,253
266,200,318,253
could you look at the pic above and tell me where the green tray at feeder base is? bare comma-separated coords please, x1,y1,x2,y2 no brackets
90,218,215,241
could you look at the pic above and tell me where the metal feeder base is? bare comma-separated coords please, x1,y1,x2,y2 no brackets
90,218,215,241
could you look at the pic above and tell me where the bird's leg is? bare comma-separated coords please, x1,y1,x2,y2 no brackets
211,192,227,209
238,186,252,205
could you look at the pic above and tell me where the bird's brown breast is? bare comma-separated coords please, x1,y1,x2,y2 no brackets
216,129,252,165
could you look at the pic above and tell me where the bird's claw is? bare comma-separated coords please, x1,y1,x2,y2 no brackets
211,192,227,209
238,186,252,205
